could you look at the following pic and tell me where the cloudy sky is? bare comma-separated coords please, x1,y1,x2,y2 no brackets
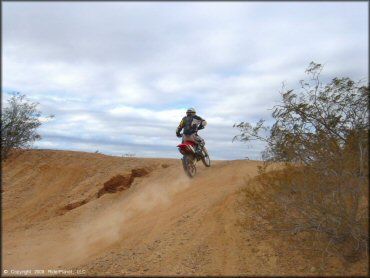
3,2,368,160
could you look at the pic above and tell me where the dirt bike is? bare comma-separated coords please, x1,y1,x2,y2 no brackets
177,133,211,178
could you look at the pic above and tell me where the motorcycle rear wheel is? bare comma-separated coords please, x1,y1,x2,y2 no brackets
182,155,196,177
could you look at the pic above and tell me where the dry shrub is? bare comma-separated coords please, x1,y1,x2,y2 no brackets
244,157,368,264
235,62,369,266
1,92,54,160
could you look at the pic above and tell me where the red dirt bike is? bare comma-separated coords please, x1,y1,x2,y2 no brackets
177,135,211,177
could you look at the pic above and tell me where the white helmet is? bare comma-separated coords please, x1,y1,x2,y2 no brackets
186,107,196,115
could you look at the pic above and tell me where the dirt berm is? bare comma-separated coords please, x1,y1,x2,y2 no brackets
2,150,367,276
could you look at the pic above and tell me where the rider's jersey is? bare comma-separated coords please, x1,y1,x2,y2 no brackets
177,115,206,135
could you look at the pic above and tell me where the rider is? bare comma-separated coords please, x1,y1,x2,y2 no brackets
176,108,207,155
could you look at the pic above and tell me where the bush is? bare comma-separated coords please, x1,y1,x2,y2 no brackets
1,92,53,159
234,62,369,264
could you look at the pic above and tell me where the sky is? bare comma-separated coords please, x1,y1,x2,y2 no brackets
2,1,368,160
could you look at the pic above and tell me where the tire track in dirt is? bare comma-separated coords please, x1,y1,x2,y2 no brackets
70,159,263,276
5,150,365,276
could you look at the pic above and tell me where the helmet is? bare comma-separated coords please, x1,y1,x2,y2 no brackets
186,107,196,115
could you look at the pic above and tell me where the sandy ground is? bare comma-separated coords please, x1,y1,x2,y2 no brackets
2,150,368,276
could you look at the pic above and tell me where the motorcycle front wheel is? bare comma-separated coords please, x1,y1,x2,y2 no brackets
201,147,211,167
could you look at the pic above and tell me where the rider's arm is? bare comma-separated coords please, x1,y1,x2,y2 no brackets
197,116,207,129
176,119,184,136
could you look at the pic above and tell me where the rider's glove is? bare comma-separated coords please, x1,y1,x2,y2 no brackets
176,131,182,138
198,125,204,130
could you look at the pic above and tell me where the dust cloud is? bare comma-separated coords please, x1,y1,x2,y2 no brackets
64,173,193,265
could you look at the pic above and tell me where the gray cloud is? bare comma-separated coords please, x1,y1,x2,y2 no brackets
3,2,368,160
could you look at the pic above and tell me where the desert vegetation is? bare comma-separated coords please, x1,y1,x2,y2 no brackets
1,92,53,160
234,62,369,266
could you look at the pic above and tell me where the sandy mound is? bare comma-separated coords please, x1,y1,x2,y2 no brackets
2,149,367,276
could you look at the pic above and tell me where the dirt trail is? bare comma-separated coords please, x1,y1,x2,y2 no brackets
2,150,367,276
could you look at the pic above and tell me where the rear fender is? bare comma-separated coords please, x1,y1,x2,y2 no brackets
177,141,196,155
